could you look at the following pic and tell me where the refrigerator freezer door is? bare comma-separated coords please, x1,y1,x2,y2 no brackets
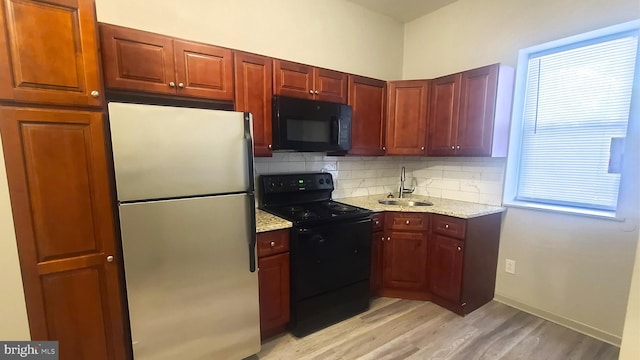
119,194,260,359
108,102,252,202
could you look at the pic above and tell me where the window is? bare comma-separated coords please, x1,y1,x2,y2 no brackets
504,21,640,217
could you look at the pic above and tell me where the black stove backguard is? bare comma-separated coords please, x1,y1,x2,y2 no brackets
258,172,372,337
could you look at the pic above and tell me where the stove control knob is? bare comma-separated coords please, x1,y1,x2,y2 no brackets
278,182,284,188
319,178,325,184
268,182,275,189
326,177,332,184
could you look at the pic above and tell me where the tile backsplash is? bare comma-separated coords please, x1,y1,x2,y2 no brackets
255,153,505,206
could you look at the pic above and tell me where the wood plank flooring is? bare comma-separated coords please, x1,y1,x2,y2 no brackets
254,297,619,360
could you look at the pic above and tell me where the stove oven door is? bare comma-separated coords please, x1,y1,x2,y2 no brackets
291,217,372,300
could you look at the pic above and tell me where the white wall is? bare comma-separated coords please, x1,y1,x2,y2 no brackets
0,140,30,340
403,0,640,344
620,232,640,359
95,0,404,81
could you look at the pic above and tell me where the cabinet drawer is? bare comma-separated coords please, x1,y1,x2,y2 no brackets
386,212,428,231
432,214,466,239
372,213,384,232
257,230,289,257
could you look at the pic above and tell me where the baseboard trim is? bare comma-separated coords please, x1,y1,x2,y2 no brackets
493,293,621,347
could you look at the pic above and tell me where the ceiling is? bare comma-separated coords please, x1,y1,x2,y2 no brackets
347,0,457,22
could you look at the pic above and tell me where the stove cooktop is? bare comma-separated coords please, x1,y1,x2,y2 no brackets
262,200,372,225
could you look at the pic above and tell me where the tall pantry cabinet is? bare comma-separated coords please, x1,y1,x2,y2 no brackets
0,1,127,359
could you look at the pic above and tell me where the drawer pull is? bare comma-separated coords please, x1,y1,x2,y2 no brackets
405,220,410,225
445,224,449,229
375,220,380,225
381,236,385,241
387,237,391,241
270,241,276,247
457,246,462,251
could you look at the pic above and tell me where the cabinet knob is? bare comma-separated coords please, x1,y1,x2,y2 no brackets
421,146,425,151
375,220,380,225
90,90,100,98
451,146,455,150
106,255,114,263
456,145,461,150
270,241,276,247
169,81,176,87
314,90,319,95
382,146,386,151
178,82,185,88
405,220,410,225
309,90,314,94
445,224,449,229
457,246,462,251
387,236,391,241
268,144,272,149
381,236,385,241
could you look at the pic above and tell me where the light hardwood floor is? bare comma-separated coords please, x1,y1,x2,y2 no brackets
255,297,619,360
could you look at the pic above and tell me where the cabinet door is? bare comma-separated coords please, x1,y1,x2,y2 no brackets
429,234,464,303
100,24,176,95
456,64,498,156
382,231,428,291
0,108,126,360
427,74,460,156
273,60,314,99
258,252,290,338
234,52,273,157
348,75,386,156
370,230,384,296
174,40,234,100
314,68,348,103
386,80,429,155
0,0,102,107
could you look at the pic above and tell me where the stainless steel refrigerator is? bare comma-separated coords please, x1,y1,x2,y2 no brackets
108,102,260,359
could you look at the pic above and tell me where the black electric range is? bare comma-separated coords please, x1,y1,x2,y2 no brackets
259,173,373,337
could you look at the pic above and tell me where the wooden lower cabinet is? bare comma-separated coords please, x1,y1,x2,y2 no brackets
257,230,290,339
371,211,502,316
0,107,126,360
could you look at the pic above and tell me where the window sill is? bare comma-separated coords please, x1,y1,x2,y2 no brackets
502,200,625,222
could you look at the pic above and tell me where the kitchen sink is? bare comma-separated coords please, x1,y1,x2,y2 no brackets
378,199,433,207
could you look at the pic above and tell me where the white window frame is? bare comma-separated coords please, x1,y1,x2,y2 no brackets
503,20,640,219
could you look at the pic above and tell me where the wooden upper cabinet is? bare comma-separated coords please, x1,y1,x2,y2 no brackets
348,75,386,156
427,64,514,157
457,65,499,156
174,40,233,100
273,60,314,99
428,74,460,156
315,68,347,103
273,59,348,103
0,0,103,107
100,24,234,100
386,80,429,155
0,107,126,359
100,24,175,95
235,52,273,157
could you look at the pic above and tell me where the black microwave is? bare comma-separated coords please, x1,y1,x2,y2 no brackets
271,95,352,152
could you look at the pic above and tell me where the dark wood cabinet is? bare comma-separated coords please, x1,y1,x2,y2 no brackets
348,76,386,156
429,234,464,302
0,0,103,107
377,212,430,300
100,24,233,100
234,52,273,157
257,230,290,340
428,213,502,315
386,80,429,155
0,107,126,360
427,64,514,157
273,59,348,103
370,213,385,295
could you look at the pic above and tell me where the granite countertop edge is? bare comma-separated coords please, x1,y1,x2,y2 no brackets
255,195,506,233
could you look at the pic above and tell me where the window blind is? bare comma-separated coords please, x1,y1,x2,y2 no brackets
516,33,638,211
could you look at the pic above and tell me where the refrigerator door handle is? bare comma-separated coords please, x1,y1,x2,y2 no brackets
248,192,257,272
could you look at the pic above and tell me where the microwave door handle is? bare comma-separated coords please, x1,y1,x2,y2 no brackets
333,116,340,144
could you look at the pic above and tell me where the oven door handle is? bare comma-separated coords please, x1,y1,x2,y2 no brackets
297,217,372,233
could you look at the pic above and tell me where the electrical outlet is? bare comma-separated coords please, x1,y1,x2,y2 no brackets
505,259,516,274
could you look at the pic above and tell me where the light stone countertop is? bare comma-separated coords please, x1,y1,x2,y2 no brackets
256,209,293,233
336,194,506,219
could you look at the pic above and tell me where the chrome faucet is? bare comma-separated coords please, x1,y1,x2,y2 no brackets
398,166,415,198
